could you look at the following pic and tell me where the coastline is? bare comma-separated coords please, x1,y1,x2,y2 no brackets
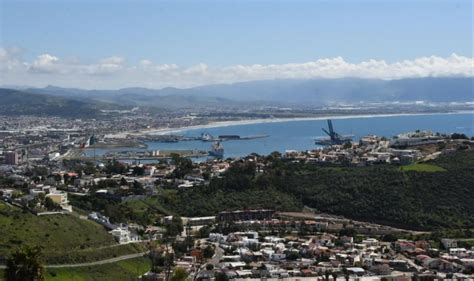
107,110,474,138
148,110,474,135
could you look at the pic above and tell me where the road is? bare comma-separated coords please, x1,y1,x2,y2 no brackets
209,244,224,266
193,243,224,280
0,252,148,269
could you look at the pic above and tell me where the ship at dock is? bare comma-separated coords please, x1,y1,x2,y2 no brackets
208,142,224,158
200,132,268,142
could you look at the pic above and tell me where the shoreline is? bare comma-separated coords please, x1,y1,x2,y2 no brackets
107,110,474,138
147,110,474,135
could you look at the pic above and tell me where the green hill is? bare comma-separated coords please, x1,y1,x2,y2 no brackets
0,203,144,264
156,150,474,230
0,88,116,118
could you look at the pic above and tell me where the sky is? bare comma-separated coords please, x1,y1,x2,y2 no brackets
0,0,472,89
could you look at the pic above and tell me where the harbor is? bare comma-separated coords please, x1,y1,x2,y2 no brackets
69,113,473,161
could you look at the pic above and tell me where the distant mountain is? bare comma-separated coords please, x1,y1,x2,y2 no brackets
25,77,473,108
158,77,473,104
0,88,120,118
27,85,256,109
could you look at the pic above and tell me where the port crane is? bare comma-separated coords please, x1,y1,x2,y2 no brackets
315,119,354,145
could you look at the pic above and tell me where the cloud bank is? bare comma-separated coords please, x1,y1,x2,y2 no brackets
0,47,472,89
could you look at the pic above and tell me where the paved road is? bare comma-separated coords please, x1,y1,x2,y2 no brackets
209,244,224,266
0,252,148,269
193,243,223,280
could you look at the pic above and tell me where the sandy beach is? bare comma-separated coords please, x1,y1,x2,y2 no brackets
107,111,474,138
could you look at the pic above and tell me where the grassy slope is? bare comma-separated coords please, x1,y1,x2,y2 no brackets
44,257,151,281
0,257,151,281
400,163,447,172
0,203,146,264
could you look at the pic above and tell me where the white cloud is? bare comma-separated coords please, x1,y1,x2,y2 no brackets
0,47,24,72
183,63,208,75
29,54,60,73
0,48,472,89
99,56,124,65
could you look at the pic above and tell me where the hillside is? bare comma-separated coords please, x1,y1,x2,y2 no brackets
0,257,151,281
27,85,259,109
0,88,119,118
156,150,474,230
0,203,145,264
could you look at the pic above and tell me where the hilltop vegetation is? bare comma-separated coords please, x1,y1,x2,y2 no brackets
0,202,145,264
70,150,474,231
159,151,474,230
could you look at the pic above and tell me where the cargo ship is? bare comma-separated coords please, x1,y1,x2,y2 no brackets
208,142,224,158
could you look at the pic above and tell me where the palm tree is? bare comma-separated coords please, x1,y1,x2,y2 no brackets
5,246,45,281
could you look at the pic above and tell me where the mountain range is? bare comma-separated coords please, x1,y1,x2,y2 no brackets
26,77,473,107
1,77,472,118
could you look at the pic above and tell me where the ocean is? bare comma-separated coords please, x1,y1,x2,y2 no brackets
89,113,474,159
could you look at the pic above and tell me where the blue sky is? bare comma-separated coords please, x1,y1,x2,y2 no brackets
0,0,472,88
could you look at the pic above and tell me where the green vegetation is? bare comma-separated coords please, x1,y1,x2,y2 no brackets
69,195,166,226
41,257,151,281
44,243,147,265
0,202,145,264
400,163,446,172
169,267,189,281
158,151,474,230
459,239,474,248
70,151,474,231
4,246,45,281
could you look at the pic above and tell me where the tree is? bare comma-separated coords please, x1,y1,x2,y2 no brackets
165,216,184,237
198,225,212,238
132,180,144,195
203,245,215,259
44,197,61,211
286,251,300,261
171,155,193,179
133,166,145,176
381,233,398,242
63,173,70,185
120,177,128,186
5,246,45,281
451,133,468,139
169,267,188,281
215,271,229,281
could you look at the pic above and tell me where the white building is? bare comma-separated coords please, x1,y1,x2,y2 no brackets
110,226,140,244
